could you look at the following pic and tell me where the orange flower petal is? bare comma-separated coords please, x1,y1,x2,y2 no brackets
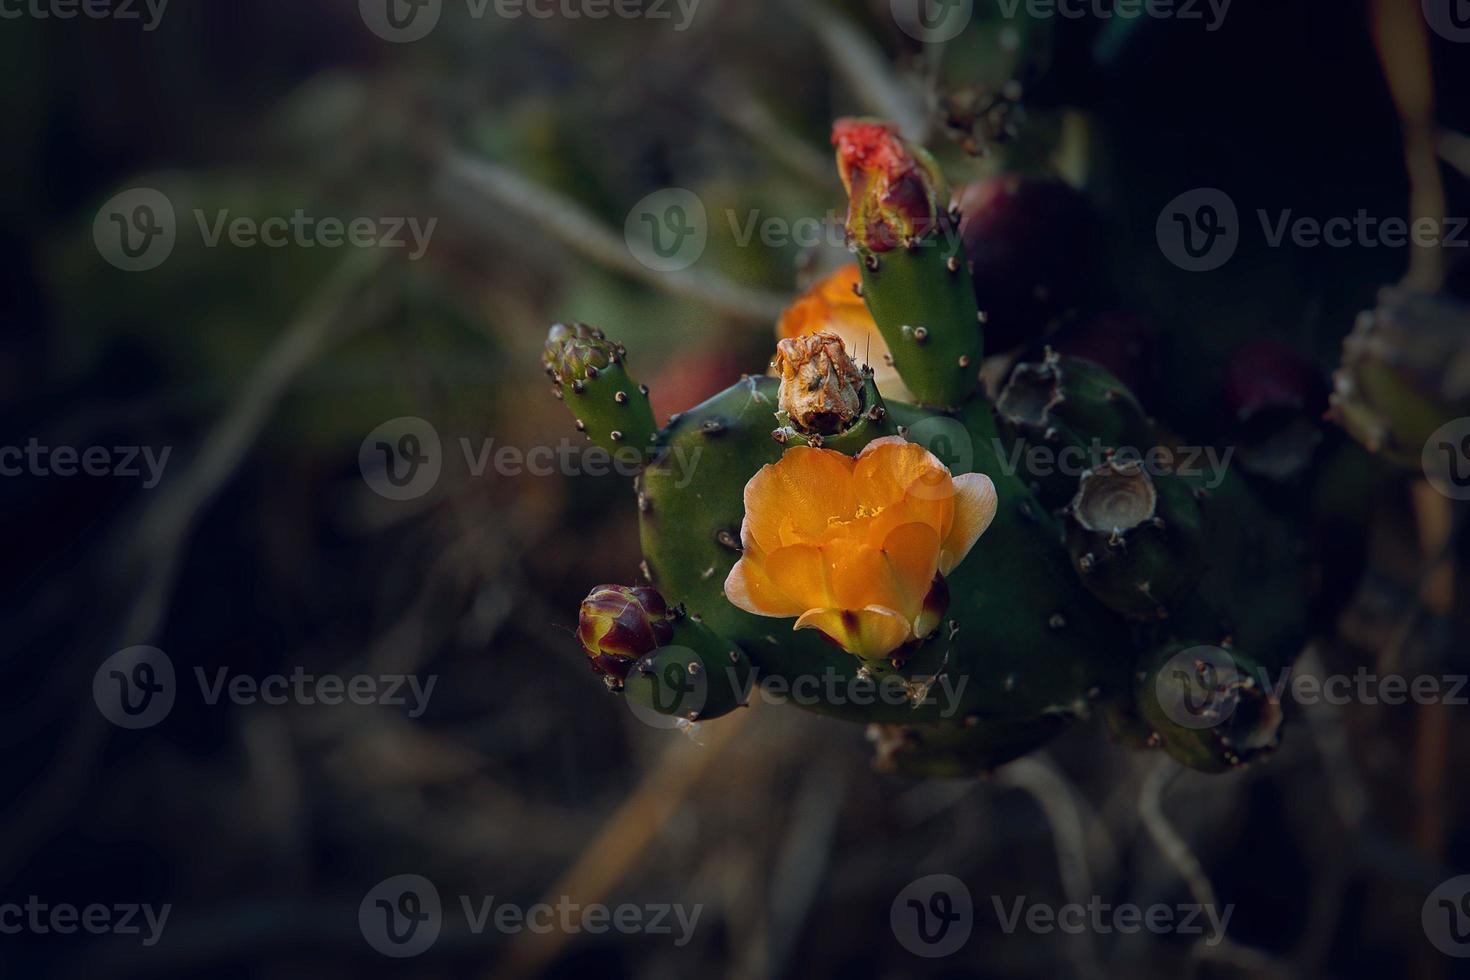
765,543,834,609
854,437,954,536
881,522,942,624
724,548,808,618
822,538,903,613
940,472,999,575
742,447,856,552
794,605,912,660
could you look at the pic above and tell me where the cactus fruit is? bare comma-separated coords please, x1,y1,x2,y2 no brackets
954,176,1102,352
1329,286,1470,468
548,118,1309,777
1222,339,1327,482
544,321,657,458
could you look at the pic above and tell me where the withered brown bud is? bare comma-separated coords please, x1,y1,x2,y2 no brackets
773,332,865,435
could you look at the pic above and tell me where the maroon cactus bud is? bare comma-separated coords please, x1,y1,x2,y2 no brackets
953,176,1102,351
577,584,675,682
1224,339,1327,426
1222,340,1328,480
1051,313,1157,395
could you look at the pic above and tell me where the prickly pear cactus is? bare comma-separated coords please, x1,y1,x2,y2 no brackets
552,119,1306,776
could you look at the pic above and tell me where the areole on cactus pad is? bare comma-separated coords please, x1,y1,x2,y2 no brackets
548,118,1307,777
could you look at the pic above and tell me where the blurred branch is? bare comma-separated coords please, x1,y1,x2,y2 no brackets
707,81,835,189
1139,760,1290,979
1370,0,1444,291
999,756,1105,980
487,706,758,980
801,3,928,143
437,154,788,324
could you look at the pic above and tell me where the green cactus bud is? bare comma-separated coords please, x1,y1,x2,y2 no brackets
833,119,982,408
577,584,674,686
1329,287,1470,468
544,322,657,462
1064,459,1204,620
1134,642,1282,773
622,615,753,724
996,349,1154,508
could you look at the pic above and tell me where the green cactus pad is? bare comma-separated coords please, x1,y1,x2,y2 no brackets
1134,641,1283,773
857,231,983,409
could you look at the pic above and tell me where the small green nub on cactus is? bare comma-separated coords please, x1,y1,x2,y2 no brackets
1135,642,1282,773
1065,459,1203,620
544,322,657,461
578,584,673,685
622,614,754,723
833,119,982,408
1329,287,1470,467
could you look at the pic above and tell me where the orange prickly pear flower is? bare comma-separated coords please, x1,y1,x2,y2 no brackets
723,436,998,661
832,118,948,253
776,266,915,403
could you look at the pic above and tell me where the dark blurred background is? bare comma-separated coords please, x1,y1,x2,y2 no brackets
3,0,1470,977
